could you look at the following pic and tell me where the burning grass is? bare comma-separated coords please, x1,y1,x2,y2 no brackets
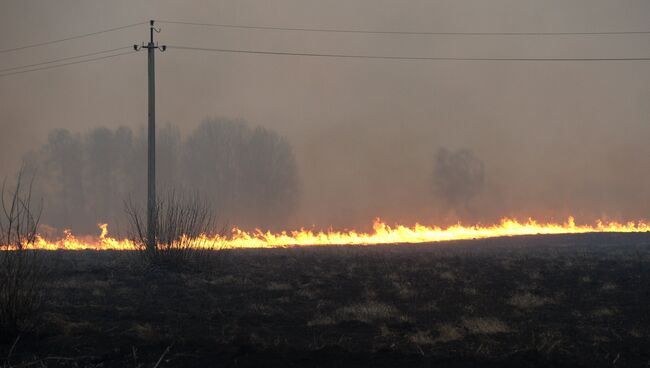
14,216,650,251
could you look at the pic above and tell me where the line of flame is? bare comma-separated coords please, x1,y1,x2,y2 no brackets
10,217,649,251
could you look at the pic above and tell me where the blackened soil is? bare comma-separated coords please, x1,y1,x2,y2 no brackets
2,232,650,367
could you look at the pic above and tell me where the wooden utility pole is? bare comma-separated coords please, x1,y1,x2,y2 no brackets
135,20,166,251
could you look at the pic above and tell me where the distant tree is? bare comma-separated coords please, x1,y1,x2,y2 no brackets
23,119,299,233
157,122,182,193
36,129,86,229
24,127,137,233
240,126,299,225
431,148,485,211
183,119,247,217
111,126,136,214
124,126,146,208
183,118,299,228
85,127,131,225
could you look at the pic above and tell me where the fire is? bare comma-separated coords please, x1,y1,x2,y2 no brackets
14,217,650,250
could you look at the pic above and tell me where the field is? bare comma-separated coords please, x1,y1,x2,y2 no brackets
2,233,649,367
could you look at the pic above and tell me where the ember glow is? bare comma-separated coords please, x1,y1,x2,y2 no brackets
16,217,650,250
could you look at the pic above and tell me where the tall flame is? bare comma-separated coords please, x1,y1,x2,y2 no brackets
15,217,650,251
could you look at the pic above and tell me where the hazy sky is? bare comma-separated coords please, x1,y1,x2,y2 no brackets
1,0,649,230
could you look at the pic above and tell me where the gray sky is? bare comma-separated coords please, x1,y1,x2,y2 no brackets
1,0,649,229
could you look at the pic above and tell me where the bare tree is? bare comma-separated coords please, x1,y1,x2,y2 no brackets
0,169,46,337
126,190,217,269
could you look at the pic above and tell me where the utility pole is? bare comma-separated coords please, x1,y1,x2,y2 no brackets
135,20,166,251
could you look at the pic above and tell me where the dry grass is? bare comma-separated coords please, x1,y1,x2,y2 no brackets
418,301,438,312
307,315,337,326
209,275,238,286
392,281,416,299
308,301,400,326
296,288,317,299
131,323,161,342
439,271,456,281
379,324,392,337
249,303,281,315
409,330,435,345
463,287,478,296
508,292,554,309
435,323,464,343
591,307,617,317
601,282,618,291
338,301,399,322
461,317,510,335
531,331,564,355
267,282,292,291
629,329,643,338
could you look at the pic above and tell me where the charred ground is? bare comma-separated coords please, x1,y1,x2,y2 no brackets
2,233,650,367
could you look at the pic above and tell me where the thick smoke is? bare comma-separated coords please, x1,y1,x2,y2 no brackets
2,1,650,229
23,118,299,233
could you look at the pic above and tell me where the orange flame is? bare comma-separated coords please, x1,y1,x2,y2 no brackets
13,217,650,250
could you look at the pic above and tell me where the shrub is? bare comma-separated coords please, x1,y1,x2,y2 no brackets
0,170,46,338
126,191,217,269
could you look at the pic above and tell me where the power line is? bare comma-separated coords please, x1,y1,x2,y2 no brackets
0,46,132,73
0,50,136,78
169,45,650,62
3,30,648,80
159,20,650,36
0,22,145,54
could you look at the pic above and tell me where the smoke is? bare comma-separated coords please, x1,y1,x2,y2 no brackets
2,1,650,230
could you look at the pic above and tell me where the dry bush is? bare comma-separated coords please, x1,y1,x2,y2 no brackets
126,191,218,269
0,170,46,338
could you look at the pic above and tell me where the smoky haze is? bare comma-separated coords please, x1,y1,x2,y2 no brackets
1,0,650,234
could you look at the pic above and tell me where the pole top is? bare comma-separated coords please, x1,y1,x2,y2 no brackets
135,20,165,51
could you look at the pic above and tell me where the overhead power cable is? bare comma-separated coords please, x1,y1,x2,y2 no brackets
169,45,650,62
0,22,145,54
159,20,650,36
0,46,133,73
3,34,649,80
0,50,136,78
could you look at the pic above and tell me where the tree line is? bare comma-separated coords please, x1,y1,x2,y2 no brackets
23,118,300,234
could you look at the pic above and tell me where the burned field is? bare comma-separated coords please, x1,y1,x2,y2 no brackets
2,233,650,367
